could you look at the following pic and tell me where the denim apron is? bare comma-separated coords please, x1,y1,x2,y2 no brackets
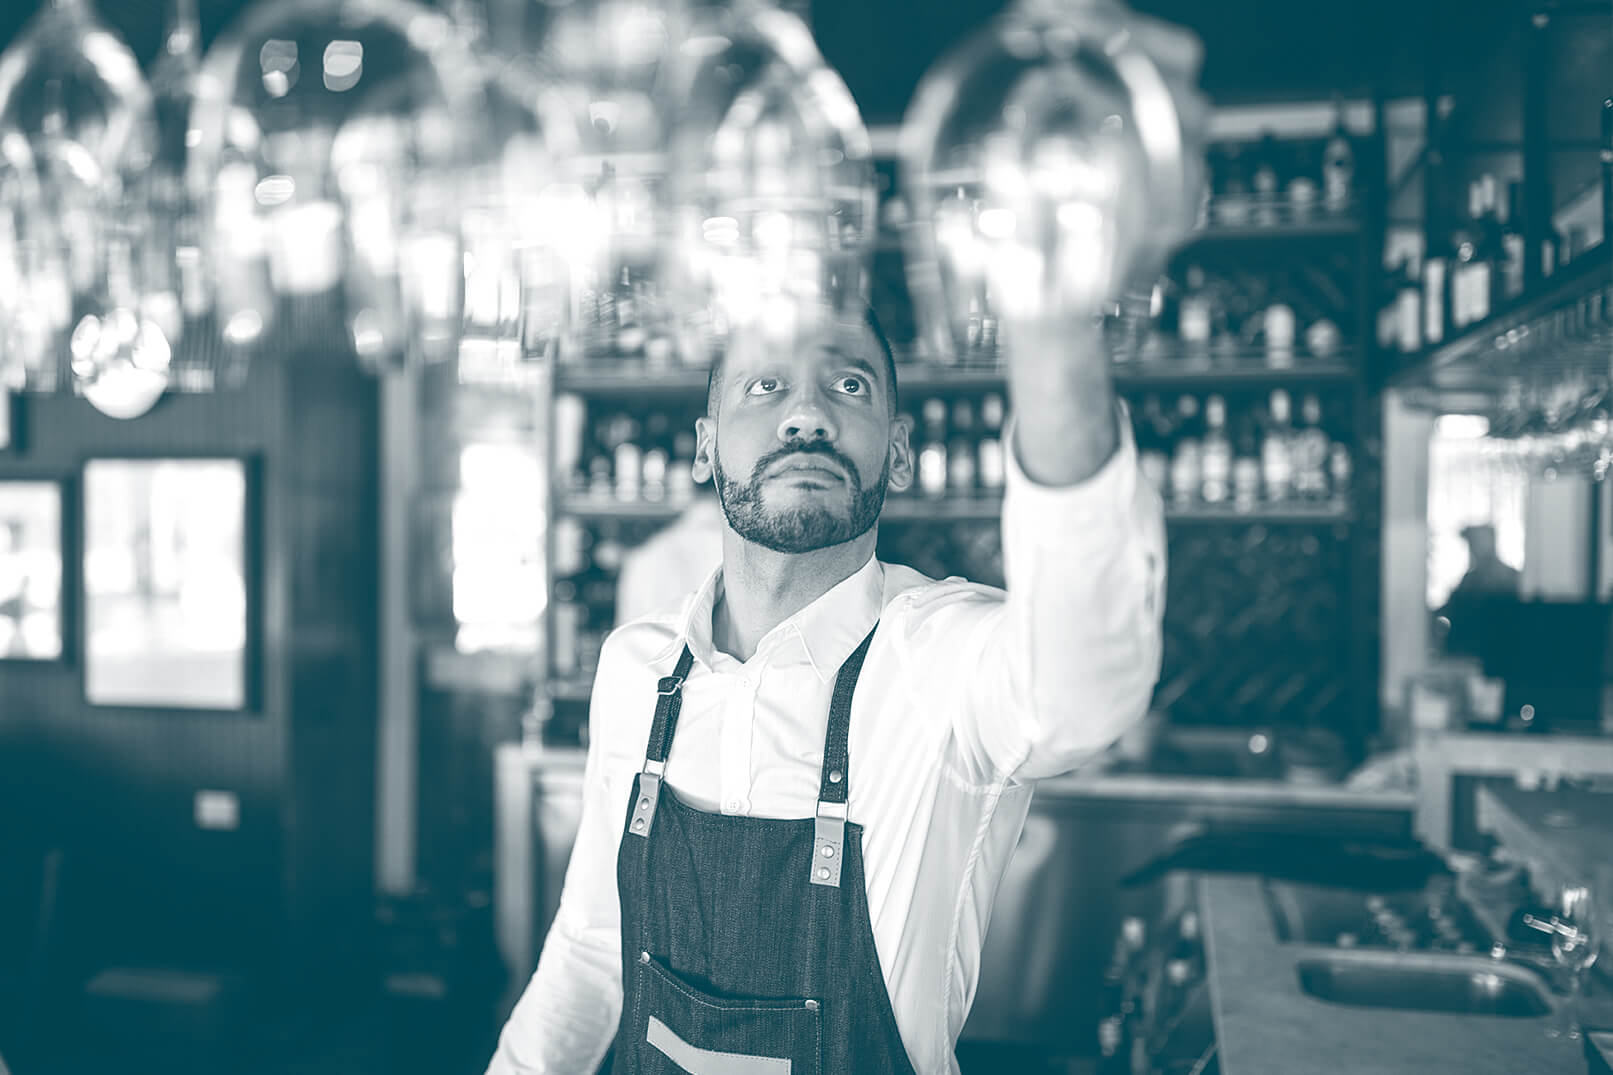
608,624,919,1074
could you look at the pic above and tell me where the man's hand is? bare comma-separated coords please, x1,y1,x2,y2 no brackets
1004,11,1209,487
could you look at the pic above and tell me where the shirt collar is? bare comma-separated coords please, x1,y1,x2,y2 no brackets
649,554,885,684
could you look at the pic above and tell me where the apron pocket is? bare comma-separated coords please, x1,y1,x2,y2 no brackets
636,952,821,1075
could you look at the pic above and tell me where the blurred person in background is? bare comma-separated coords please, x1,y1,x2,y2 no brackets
1438,523,1521,658
612,495,726,625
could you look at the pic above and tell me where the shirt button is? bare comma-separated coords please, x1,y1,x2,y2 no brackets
725,798,741,813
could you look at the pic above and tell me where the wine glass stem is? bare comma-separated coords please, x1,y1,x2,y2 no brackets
1560,968,1585,1040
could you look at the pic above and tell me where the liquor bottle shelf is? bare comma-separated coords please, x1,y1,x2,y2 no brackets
1391,243,1612,386
554,357,1360,397
555,495,1353,526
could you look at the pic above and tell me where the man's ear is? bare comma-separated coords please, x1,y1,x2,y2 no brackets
692,416,716,486
886,413,914,494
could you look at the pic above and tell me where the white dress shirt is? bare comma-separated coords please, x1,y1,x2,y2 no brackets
488,421,1166,1075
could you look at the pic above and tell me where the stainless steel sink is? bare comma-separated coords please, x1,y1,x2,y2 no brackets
1296,953,1553,1017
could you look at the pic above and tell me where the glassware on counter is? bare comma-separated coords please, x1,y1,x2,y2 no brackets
1537,881,1600,1041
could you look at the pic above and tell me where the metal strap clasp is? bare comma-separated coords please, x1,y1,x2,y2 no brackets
628,771,662,839
810,802,846,888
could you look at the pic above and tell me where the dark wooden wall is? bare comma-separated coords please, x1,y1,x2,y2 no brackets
0,345,379,999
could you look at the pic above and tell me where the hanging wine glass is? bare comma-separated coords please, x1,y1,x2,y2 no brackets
188,0,480,366
901,0,1200,365
0,131,53,392
661,0,878,370
533,0,685,364
0,0,159,400
440,0,573,386
131,0,245,393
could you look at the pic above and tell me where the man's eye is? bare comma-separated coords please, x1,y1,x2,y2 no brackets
747,378,780,395
835,376,865,395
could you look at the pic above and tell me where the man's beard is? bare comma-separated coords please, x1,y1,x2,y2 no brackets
713,441,888,554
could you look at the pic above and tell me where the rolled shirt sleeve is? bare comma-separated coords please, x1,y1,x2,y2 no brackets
947,401,1167,782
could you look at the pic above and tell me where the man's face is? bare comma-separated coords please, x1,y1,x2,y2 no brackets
693,319,912,554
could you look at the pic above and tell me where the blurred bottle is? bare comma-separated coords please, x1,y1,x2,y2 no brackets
1323,99,1355,215
1328,442,1353,507
1251,132,1284,227
1287,142,1319,222
1449,183,1481,331
1293,393,1330,502
1135,394,1169,496
1168,395,1202,510
1476,174,1507,317
1423,226,1452,347
919,398,949,498
1539,209,1566,280
1177,265,1212,365
1263,290,1297,369
1500,181,1526,302
1262,389,1295,503
1392,255,1422,355
1215,142,1251,227
978,392,1006,492
669,430,698,503
608,416,643,502
1200,394,1231,505
1305,316,1342,361
1204,143,1227,223
948,398,977,495
1232,413,1261,513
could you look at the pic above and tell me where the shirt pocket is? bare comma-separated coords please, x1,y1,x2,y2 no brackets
630,951,821,1075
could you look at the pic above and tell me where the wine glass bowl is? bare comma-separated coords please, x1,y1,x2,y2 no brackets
662,0,878,368
901,0,1194,364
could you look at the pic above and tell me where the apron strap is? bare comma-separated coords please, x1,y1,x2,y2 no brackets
628,645,697,840
811,623,878,888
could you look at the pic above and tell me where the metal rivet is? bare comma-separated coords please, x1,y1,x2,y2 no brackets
639,797,649,810
804,999,819,1012
820,844,835,858
817,867,830,880
639,951,651,964
828,769,843,784
633,818,646,830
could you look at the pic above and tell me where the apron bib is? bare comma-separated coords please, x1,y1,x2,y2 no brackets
609,625,918,1074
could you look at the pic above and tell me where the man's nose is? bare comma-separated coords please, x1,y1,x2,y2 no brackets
777,388,837,443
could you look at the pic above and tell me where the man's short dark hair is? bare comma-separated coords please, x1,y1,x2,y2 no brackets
705,306,899,419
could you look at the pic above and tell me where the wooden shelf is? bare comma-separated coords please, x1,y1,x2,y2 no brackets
1163,501,1353,525
553,366,707,398
554,358,1358,398
556,495,1353,526
1180,214,1362,247
557,499,686,522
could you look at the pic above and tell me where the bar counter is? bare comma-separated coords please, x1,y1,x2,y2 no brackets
492,740,1417,1044
1201,780,1613,1075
